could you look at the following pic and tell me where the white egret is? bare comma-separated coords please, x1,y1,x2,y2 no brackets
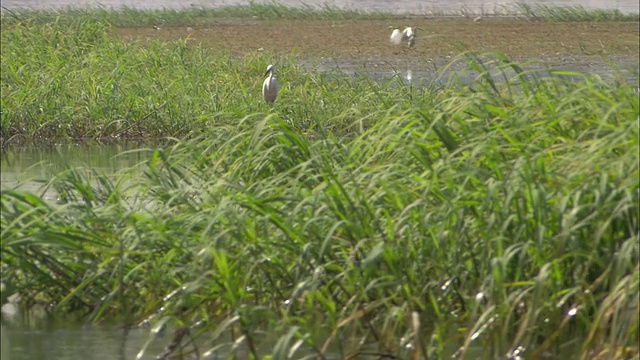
262,64,279,105
405,27,416,48
389,27,416,48
390,28,404,45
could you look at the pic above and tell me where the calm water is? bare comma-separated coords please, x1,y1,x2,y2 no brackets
1,143,154,201
1,0,638,14
0,307,482,360
1,317,167,360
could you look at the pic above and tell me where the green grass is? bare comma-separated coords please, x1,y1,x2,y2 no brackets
2,16,639,360
0,3,393,28
1,2,637,28
516,3,640,22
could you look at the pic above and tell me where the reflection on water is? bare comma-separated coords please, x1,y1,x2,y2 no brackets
1,0,638,13
0,310,575,360
0,143,154,201
1,313,167,360
0,311,463,360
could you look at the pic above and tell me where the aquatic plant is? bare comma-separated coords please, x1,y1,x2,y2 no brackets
3,52,638,359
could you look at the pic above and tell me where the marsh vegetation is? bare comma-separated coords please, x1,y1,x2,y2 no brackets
1,5,638,359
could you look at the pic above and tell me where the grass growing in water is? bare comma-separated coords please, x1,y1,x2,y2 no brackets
2,14,639,360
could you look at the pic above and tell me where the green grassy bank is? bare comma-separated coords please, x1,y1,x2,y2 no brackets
1,8,639,360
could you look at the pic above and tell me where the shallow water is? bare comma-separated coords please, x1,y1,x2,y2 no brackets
0,143,154,202
1,319,165,360
0,308,477,360
0,308,579,360
305,53,640,94
2,0,638,14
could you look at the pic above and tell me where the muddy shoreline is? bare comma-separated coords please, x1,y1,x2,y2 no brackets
113,18,639,58
112,18,639,83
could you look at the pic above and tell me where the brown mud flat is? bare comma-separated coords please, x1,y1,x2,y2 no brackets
112,18,639,61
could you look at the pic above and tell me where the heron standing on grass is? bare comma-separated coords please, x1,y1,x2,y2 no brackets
262,64,279,105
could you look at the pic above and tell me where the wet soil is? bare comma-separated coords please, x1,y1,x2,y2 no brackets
112,18,639,63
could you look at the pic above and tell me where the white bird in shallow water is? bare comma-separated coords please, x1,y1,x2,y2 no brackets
262,64,279,105
390,28,404,45
390,26,416,48
405,27,416,48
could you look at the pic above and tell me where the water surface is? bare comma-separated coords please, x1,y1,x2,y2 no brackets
1,311,174,360
1,143,153,201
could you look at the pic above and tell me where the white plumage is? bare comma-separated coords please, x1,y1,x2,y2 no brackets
405,27,416,48
262,64,279,105
390,27,416,48
390,28,404,45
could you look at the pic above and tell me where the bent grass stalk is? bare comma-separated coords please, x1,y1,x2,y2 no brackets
1,15,638,360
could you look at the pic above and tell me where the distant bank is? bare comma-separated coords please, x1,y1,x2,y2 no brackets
2,0,639,15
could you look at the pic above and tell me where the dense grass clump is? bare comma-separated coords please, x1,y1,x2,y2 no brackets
2,12,639,360
2,50,638,360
